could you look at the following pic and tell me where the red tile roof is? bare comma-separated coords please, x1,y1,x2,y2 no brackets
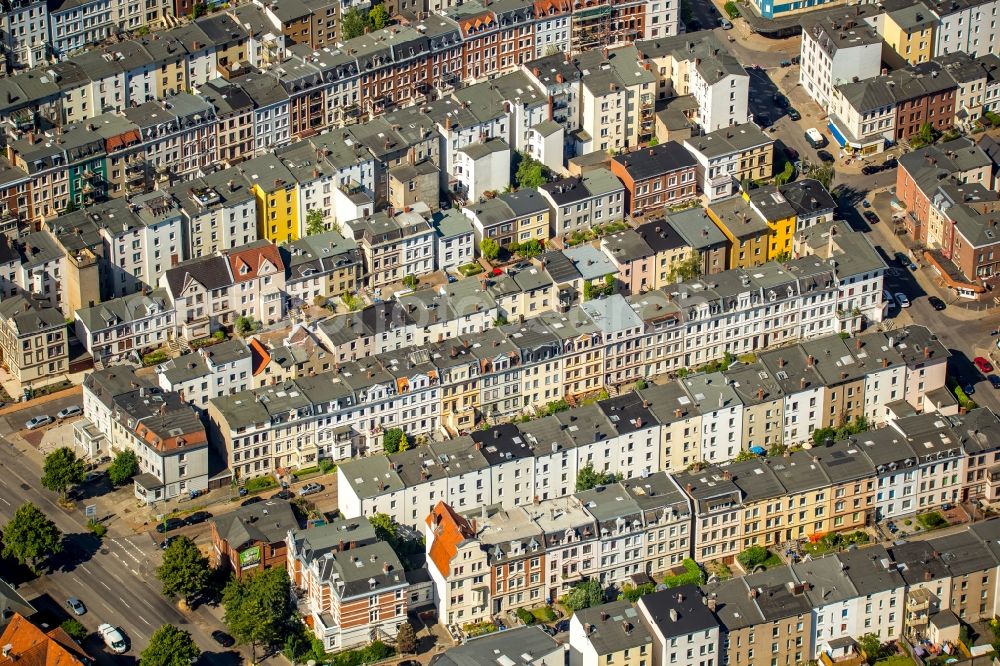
0,613,90,666
426,501,475,577
227,240,284,284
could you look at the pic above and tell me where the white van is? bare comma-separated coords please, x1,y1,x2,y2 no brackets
805,127,827,148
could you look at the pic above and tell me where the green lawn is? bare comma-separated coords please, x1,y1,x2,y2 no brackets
876,656,916,666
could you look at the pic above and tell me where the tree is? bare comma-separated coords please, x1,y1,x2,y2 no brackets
342,7,368,39
918,122,936,146
61,618,88,642
634,378,648,391
235,316,255,336
306,209,325,236
341,291,363,311
140,625,201,666
369,2,389,29
395,621,417,654
382,428,408,454
666,255,702,282
575,464,618,491
858,632,886,665
732,449,759,462
563,579,605,611
190,1,206,19
369,513,399,544
774,159,795,186
156,536,211,602
736,545,770,570
62,201,78,215
520,239,543,258
222,567,293,661
480,237,500,260
1,502,62,571
515,153,550,189
40,447,85,499
812,164,834,190
648,137,659,146
402,274,419,289
107,450,139,487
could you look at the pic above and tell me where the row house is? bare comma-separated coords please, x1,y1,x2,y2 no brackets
156,339,253,411
81,366,208,501
610,141,698,217
0,294,68,392
169,168,259,259
684,123,774,203
73,288,174,367
464,188,550,249
539,167,626,241
799,16,883,114
427,471,690,623
287,519,410,652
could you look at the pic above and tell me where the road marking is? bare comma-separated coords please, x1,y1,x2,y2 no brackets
119,597,131,609
81,565,92,575
0,497,8,506
99,580,111,590
139,597,155,610
137,614,151,626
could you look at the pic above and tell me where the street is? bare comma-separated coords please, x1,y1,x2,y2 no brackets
0,437,239,665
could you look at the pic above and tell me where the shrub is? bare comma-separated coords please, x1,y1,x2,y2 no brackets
244,476,277,493
737,546,770,570
319,459,336,473
143,350,169,366
620,582,657,602
917,511,947,530
532,606,557,622
724,1,740,17
61,619,88,642
463,621,497,637
458,262,484,277
662,559,707,588
87,519,107,538
516,607,536,624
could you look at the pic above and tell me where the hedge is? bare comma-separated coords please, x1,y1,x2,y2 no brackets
662,558,707,588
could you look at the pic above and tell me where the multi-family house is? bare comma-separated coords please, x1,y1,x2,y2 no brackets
539,168,627,241
684,123,774,202
226,239,286,328
74,288,174,367
800,16,884,112
170,169,258,259
156,339,253,411
638,586,721,666
570,600,655,666
610,141,698,217
0,294,68,392
160,254,235,341
464,188,551,250
282,231,363,308
345,211,435,290
287,519,410,651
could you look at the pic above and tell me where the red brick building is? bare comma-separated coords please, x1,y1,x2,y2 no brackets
210,498,298,578
890,68,957,142
610,141,699,216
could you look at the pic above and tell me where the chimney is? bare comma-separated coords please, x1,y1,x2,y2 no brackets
601,611,609,621
800,377,807,390
674,408,682,418
685,482,693,493
882,358,890,368
924,347,932,358
923,570,932,582
807,355,814,367
778,358,785,368
383,562,390,574
722,471,732,481
756,388,764,400
855,338,863,350
707,597,717,611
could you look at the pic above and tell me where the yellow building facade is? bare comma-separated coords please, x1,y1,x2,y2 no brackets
883,5,936,65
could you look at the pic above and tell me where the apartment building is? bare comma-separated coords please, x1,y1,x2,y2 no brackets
882,2,938,65
210,499,298,577
156,339,252,411
345,211,435,290
464,189,551,250
0,295,68,392
0,0,48,70
170,170,258,259
74,288,174,366
800,16,883,112
684,123,774,202
570,600,655,666
287,519,410,651
610,142,698,217
638,586,720,666
539,168,627,241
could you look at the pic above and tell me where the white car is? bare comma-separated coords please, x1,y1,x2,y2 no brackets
894,292,911,308
24,415,52,430
98,624,127,654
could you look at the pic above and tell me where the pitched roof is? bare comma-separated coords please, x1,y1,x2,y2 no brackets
164,255,233,295
227,239,285,284
426,501,476,577
0,613,89,666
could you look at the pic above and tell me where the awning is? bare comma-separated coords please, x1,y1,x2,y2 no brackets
134,473,164,492
750,446,766,455
827,121,848,148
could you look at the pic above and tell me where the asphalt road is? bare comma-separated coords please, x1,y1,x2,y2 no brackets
0,439,238,665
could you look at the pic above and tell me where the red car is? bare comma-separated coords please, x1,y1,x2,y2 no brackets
974,357,994,374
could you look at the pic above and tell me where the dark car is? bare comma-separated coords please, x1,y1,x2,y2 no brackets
928,296,946,311
237,486,248,496
272,489,294,500
882,157,898,169
554,620,571,633
779,59,792,67
184,511,213,526
894,251,917,271
211,631,235,648
964,383,976,396
791,55,800,65
816,149,834,163
155,517,184,534
989,375,1000,389
240,496,263,507
862,165,881,175
787,108,801,121
772,93,789,108
863,210,880,225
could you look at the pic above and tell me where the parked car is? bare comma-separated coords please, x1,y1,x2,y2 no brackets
805,127,827,148
66,598,86,616
779,59,792,67
894,252,917,271
883,157,898,169
863,211,880,225
155,517,185,533
928,296,946,311
964,383,976,396
98,624,127,654
272,489,294,500
720,18,733,28
862,164,881,175
894,292,910,308
211,631,235,648
554,620,571,633
772,93,789,108
862,199,871,208
791,55,801,65
787,107,801,121
816,149,834,163
974,356,994,374
24,415,52,430
56,405,82,419
240,496,263,507
237,486,249,496
989,375,1000,389
298,483,323,497
184,511,213,526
